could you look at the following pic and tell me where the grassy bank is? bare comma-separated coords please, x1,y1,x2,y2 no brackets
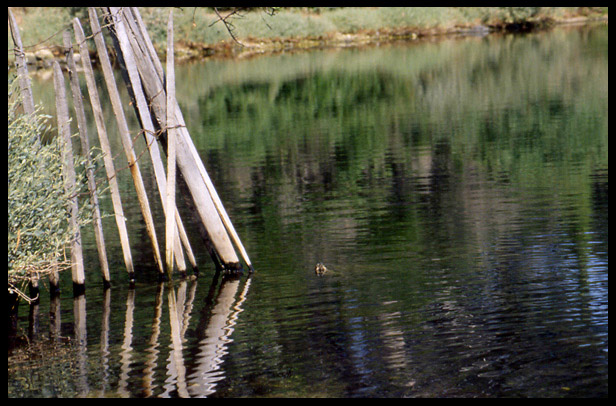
8,7,608,64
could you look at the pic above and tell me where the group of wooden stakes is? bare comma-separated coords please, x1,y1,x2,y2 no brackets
9,7,253,296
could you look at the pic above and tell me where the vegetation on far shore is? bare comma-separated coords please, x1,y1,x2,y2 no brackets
8,7,608,64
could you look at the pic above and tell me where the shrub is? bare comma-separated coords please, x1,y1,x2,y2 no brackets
8,78,92,302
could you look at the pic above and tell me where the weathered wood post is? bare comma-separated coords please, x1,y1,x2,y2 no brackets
8,8,35,117
73,17,136,283
123,8,254,272
109,7,235,269
103,7,197,277
53,61,86,295
111,7,252,272
63,30,111,287
165,10,178,276
89,7,166,278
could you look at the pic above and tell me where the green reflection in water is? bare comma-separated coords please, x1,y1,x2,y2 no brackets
10,24,607,397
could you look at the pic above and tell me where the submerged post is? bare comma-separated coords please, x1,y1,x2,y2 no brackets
111,7,252,272
73,17,136,283
89,7,166,278
165,10,177,276
63,30,111,287
53,61,86,295
104,7,196,277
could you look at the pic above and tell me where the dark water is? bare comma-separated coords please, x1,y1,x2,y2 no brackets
9,24,608,397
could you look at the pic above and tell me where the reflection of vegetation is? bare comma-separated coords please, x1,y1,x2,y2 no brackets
180,29,609,352
178,25,607,234
10,25,608,398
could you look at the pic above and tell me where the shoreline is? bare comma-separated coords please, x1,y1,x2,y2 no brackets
175,15,607,61
8,10,608,72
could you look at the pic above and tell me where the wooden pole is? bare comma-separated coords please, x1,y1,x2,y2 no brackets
118,7,249,271
53,61,86,295
113,7,237,269
89,7,166,278
129,7,164,79
63,30,111,287
8,8,35,117
105,7,195,277
165,10,177,276
73,17,136,283
126,7,253,272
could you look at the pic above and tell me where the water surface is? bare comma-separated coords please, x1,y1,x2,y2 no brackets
9,24,608,397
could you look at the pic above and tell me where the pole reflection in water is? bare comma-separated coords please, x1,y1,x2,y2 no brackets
83,272,253,397
11,269,251,397
73,294,88,396
101,288,111,395
163,282,189,397
143,284,163,397
49,294,61,343
118,289,135,397
188,274,251,397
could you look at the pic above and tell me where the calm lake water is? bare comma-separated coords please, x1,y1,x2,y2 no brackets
9,24,608,397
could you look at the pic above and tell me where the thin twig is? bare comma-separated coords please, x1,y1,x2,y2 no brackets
211,7,245,46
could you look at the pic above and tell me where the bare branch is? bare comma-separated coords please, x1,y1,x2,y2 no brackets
211,7,247,46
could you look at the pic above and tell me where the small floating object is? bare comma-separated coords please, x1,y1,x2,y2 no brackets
315,262,328,275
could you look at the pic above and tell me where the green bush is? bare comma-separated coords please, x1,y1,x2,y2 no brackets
8,78,92,302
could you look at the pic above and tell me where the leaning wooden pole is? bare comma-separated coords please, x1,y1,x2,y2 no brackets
130,7,253,272
114,10,199,273
165,10,177,276
169,92,255,271
73,17,136,283
111,7,238,270
126,7,253,272
104,7,196,276
53,61,86,295
8,8,35,117
63,30,111,287
89,7,166,278
134,7,252,272
115,7,251,271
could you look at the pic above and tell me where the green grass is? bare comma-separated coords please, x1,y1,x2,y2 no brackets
9,7,606,61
